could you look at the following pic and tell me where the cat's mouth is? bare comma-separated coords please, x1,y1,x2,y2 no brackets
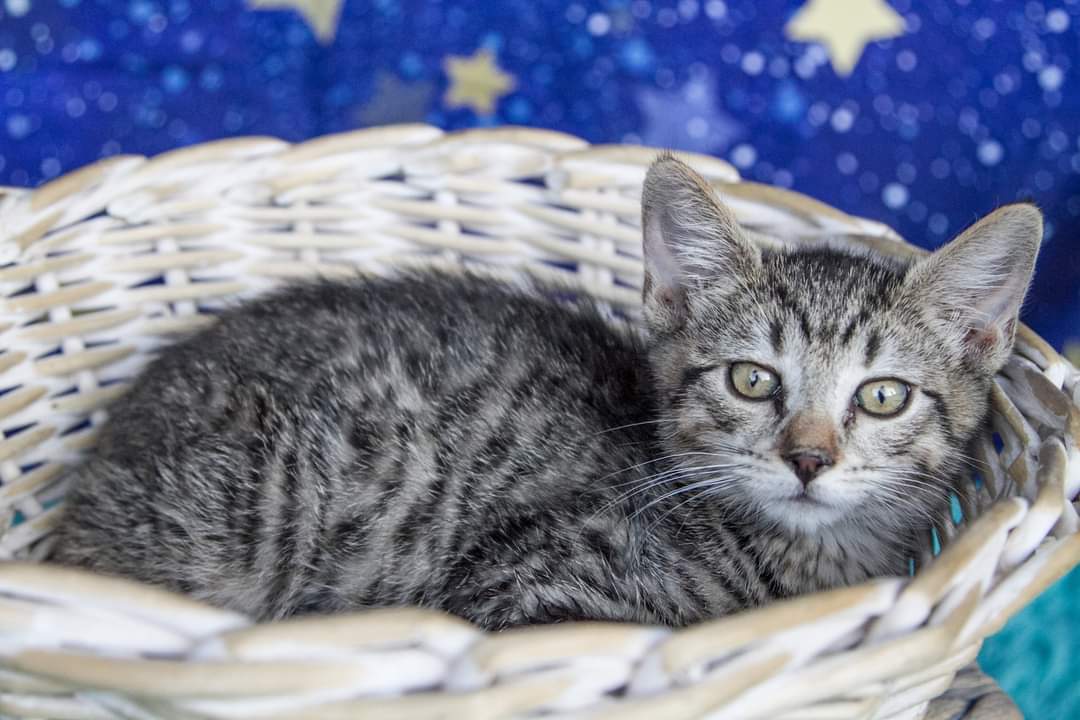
789,492,828,507
784,483,839,510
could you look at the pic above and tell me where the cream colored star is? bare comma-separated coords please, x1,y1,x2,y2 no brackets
785,0,907,76
443,49,516,115
248,0,344,44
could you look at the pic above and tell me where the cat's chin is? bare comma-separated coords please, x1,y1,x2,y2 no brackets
766,495,848,534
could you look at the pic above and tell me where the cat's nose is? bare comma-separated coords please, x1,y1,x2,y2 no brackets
785,450,833,486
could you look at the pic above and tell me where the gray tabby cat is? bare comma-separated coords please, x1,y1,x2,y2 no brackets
52,157,1041,629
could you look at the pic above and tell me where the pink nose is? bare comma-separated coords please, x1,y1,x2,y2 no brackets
786,451,833,486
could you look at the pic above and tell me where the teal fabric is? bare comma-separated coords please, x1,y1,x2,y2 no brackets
980,565,1080,718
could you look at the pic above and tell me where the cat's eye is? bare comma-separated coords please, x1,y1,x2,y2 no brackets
855,378,910,416
729,362,781,400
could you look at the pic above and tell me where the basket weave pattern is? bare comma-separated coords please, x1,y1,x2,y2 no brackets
0,125,1077,720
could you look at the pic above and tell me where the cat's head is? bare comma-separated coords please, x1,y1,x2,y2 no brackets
641,156,1041,541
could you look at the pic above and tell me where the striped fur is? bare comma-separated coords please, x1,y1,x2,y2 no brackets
51,159,1041,628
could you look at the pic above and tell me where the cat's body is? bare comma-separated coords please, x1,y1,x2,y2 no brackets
51,272,780,626
52,158,1042,629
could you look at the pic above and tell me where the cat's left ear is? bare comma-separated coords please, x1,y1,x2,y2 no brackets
641,155,760,333
903,203,1042,371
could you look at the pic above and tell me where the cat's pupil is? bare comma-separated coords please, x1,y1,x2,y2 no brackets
876,386,886,404
749,371,759,387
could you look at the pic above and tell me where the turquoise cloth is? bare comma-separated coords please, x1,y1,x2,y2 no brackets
981,565,1080,718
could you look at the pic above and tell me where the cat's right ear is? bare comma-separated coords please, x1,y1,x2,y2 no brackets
641,155,760,332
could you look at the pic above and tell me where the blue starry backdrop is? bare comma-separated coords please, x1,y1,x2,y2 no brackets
1,0,1078,714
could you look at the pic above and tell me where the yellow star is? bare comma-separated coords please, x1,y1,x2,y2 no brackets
443,49,516,115
248,0,344,44
785,0,906,76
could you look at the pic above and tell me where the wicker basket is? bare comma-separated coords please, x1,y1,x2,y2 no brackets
0,125,1076,720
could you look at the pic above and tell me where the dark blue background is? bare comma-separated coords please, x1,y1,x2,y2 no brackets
0,1,1076,715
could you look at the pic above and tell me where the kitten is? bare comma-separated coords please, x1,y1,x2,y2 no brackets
51,157,1041,629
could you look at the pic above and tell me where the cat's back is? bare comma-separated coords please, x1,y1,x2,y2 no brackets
167,272,637,388
99,272,647,444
